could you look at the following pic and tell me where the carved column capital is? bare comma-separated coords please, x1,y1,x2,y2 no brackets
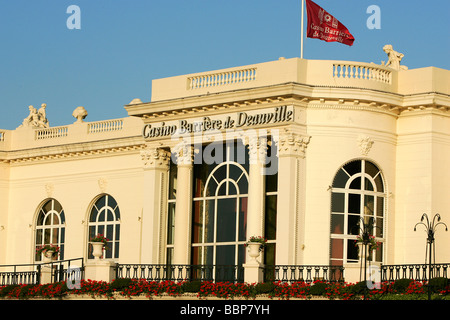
171,141,194,166
141,147,171,170
278,132,311,158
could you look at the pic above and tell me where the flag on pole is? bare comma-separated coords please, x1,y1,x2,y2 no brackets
305,0,355,46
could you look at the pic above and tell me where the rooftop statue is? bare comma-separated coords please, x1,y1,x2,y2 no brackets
19,103,50,128
381,44,408,71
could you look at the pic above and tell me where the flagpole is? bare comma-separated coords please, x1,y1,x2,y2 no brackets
300,0,305,59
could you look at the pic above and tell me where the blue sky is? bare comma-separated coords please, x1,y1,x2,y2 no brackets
0,0,449,130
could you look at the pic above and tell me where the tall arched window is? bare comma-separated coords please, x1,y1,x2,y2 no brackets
191,141,249,271
330,160,386,266
35,199,65,261
88,194,120,260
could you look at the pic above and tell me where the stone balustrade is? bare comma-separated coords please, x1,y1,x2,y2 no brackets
188,67,257,89
333,63,392,84
87,119,124,134
35,126,69,140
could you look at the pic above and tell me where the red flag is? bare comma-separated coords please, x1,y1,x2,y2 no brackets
305,0,355,46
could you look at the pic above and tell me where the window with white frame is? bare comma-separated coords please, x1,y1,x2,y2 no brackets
35,199,65,261
88,194,120,260
330,160,385,266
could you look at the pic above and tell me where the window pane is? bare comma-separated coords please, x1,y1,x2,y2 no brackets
375,175,384,192
168,162,177,199
167,203,175,245
331,193,345,213
330,239,343,259
348,194,361,213
98,210,105,222
216,198,237,242
216,245,235,265
192,200,203,244
331,214,344,234
265,195,277,240
332,169,349,188
107,210,114,221
344,160,361,176
377,197,384,217
347,214,360,235
365,161,379,178
364,195,375,216
205,200,215,243
115,224,120,241
349,177,361,189
238,197,248,242
364,178,374,191
347,239,358,261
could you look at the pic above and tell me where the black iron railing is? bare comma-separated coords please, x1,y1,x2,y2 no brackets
115,264,244,283
0,258,84,286
0,264,40,286
264,265,345,283
381,263,449,283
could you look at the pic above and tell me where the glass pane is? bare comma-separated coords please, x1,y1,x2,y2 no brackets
97,225,104,236
37,212,45,226
205,178,217,197
365,161,379,178
228,182,237,196
115,224,120,241
106,224,113,241
331,214,344,234
347,239,359,262
205,200,215,243
348,194,361,214
332,169,349,188
216,198,237,242
191,246,202,265
107,210,114,221
192,200,203,244
331,193,345,213
108,196,118,210
229,164,243,184
238,175,248,195
217,182,227,196
216,245,235,265
52,213,59,225
344,160,361,176
364,195,375,216
349,177,361,189
43,200,52,214
205,246,214,265
330,239,343,259
114,242,119,259
89,207,98,222
213,165,227,185
89,226,96,241
238,197,248,242
168,161,177,199
53,200,62,213
52,228,59,243
264,195,277,240
347,214,360,235
377,197,384,217
374,174,384,192
96,196,106,210
98,210,105,222
44,228,51,244
60,210,65,223
167,203,175,245
376,218,384,237
44,214,51,225
36,229,43,244
264,243,276,266
364,178,374,191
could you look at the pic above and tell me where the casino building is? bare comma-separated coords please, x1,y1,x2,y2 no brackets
0,46,449,283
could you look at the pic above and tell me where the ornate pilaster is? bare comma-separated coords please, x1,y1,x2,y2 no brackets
275,130,311,265
140,145,171,264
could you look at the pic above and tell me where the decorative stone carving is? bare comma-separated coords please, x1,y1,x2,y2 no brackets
72,106,88,123
141,147,171,169
98,178,108,193
381,44,408,71
245,135,268,164
45,183,54,198
20,104,49,128
171,141,194,166
357,135,374,156
278,131,311,158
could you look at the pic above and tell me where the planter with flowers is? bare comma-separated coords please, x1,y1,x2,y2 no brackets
244,236,267,262
355,234,380,260
36,244,60,263
90,234,109,260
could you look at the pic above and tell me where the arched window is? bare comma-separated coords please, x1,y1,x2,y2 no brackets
330,160,386,266
191,141,249,272
35,199,65,261
88,194,120,260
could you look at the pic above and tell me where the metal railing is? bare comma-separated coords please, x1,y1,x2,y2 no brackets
381,263,450,283
0,258,84,286
264,265,345,283
116,264,244,283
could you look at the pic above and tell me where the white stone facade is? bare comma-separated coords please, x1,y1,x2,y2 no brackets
0,51,449,283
